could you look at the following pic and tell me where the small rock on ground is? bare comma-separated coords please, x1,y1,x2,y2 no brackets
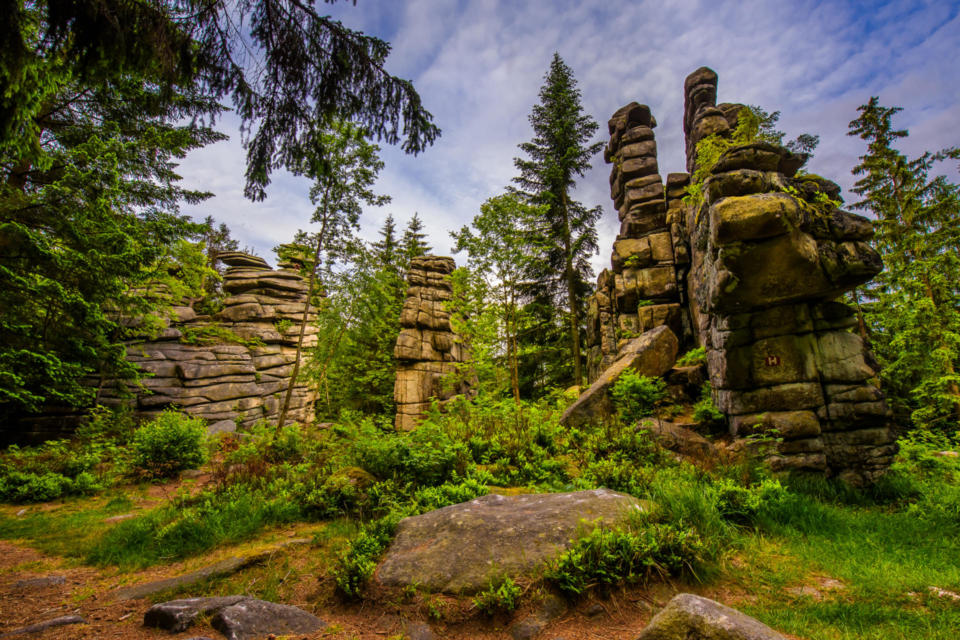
638,593,788,640
402,620,436,640
144,596,246,632
12,575,65,590
0,615,85,638
211,598,326,640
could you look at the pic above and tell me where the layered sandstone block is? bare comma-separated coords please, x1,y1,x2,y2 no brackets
586,103,685,382
394,256,470,430
99,251,318,429
681,68,895,483
586,67,895,483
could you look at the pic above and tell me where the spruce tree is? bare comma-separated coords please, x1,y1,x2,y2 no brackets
512,53,604,388
848,98,960,430
401,212,432,266
373,214,400,270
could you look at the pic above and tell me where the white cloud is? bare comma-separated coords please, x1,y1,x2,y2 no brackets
177,0,960,274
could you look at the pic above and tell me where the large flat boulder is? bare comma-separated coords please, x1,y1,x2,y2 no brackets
376,489,647,594
638,593,788,639
561,325,679,427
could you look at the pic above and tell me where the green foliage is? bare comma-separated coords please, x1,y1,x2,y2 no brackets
87,481,303,568
512,53,605,389
0,406,133,502
334,512,405,598
179,324,265,348
676,346,707,367
545,520,705,595
129,410,208,479
452,193,548,400
611,372,666,423
848,98,960,431
0,3,439,202
692,383,725,425
472,577,523,615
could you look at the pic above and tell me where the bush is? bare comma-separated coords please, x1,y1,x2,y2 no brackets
472,577,522,615
692,383,724,425
675,346,706,367
545,521,705,595
611,372,666,424
130,410,208,479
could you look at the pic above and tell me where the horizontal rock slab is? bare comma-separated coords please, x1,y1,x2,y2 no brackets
376,489,647,594
638,593,789,639
561,325,678,428
0,615,85,638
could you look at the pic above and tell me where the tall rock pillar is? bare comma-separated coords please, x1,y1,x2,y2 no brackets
585,103,687,382
682,67,897,483
394,256,471,430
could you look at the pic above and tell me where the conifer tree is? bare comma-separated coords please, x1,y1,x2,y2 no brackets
512,53,604,388
373,214,400,270
848,98,960,430
401,212,432,266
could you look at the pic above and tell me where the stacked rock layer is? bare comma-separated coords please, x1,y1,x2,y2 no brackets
587,68,896,483
586,103,686,382
99,251,318,429
394,256,470,430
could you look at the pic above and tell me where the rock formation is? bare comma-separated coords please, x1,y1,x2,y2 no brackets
393,256,471,430
98,251,318,430
586,68,896,483
376,489,648,593
586,103,686,382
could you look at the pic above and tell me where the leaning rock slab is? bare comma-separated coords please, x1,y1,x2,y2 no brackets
211,598,326,640
376,489,647,594
637,593,788,640
561,325,679,428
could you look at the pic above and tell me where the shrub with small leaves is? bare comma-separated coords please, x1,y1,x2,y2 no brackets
611,372,666,424
472,576,522,615
130,410,208,479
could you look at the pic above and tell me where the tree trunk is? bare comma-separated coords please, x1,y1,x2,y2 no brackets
560,191,582,388
277,219,327,431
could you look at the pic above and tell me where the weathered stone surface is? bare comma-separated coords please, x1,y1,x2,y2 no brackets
562,326,678,428
394,256,471,430
144,596,247,632
0,615,85,638
376,490,647,593
638,593,789,639
12,575,66,590
644,420,717,458
211,598,326,640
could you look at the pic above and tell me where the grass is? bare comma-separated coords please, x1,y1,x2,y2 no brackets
1,400,958,639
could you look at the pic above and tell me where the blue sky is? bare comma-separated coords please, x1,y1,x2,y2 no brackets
176,0,960,272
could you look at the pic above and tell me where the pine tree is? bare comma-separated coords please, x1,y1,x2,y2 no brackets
2,2,440,200
401,212,432,267
848,98,960,430
373,214,400,270
512,53,604,388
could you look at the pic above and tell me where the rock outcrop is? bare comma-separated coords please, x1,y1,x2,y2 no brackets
393,256,471,430
586,69,896,483
562,325,679,428
587,104,686,381
638,593,788,640
376,489,648,593
98,251,318,430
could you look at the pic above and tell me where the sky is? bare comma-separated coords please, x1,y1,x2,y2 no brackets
176,0,960,272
